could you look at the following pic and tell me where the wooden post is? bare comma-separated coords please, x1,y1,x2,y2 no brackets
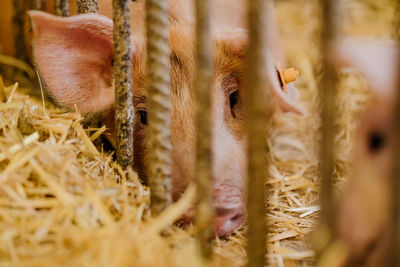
12,0,27,61
54,0,69,16
112,0,134,170
145,0,172,215
76,0,98,14
316,0,338,261
245,0,272,266
194,0,214,259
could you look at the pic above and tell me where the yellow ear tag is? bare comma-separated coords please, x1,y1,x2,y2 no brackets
277,62,299,93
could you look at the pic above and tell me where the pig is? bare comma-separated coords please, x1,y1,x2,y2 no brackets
331,38,399,265
28,0,302,236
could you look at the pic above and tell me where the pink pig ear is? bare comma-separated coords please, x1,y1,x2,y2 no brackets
266,51,304,115
330,38,399,98
217,28,304,115
29,10,120,113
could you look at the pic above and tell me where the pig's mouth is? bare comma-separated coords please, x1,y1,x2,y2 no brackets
175,205,246,237
344,239,379,266
342,228,386,266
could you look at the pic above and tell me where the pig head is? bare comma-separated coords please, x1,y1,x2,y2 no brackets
28,0,301,237
332,38,399,265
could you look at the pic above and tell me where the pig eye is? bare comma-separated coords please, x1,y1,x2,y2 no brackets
138,110,147,125
229,90,239,117
368,131,385,153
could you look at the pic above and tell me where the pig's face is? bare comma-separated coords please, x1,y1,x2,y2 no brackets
29,9,300,236
130,29,251,236
338,99,394,265
332,38,398,265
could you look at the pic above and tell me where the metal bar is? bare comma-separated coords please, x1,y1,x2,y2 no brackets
54,0,69,16
317,0,338,260
245,0,272,266
388,5,400,265
29,0,44,10
76,0,98,14
145,0,172,215
12,0,27,61
194,0,214,259
112,0,134,170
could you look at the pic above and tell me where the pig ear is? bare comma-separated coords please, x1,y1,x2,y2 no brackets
266,52,304,115
330,38,399,98
29,10,119,113
217,29,304,115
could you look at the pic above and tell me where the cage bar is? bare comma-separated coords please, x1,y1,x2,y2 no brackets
194,0,214,259
76,0,98,14
112,0,134,170
317,0,338,258
12,0,27,61
388,7,400,265
29,0,44,10
145,0,172,215
54,0,69,16
245,0,272,266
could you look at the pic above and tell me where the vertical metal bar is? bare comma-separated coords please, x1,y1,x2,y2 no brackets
54,0,60,14
76,0,98,14
12,0,27,61
194,0,214,259
317,0,338,260
245,0,271,266
60,0,69,16
112,0,134,170
30,0,44,10
146,0,172,215
388,5,400,266
54,0,69,16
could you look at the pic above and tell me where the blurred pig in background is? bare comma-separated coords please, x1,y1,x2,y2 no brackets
333,38,398,265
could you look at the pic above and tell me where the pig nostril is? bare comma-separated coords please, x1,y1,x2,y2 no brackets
230,213,242,223
214,207,245,236
368,131,385,153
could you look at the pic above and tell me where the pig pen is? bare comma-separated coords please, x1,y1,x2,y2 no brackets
0,0,397,266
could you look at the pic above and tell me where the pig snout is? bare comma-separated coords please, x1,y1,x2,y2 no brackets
212,181,246,236
214,205,246,236
179,204,246,237
170,126,247,236
179,202,246,236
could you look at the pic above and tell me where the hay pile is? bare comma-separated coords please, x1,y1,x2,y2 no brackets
0,0,397,266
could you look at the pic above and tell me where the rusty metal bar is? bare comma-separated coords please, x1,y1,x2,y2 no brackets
112,0,134,170
76,0,98,14
316,0,338,260
54,0,69,16
12,0,27,61
29,0,44,10
388,5,400,265
245,0,272,266
145,0,172,215
194,0,214,259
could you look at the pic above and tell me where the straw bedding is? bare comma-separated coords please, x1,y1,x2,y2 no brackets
0,0,397,266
